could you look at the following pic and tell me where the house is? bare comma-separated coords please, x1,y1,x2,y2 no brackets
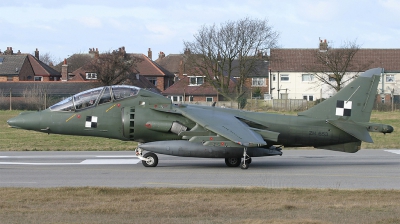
60,47,172,93
0,47,61,82
158,50,270,102
269,41,400,103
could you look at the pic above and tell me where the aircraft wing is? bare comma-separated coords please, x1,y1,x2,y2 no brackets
176,106,267,147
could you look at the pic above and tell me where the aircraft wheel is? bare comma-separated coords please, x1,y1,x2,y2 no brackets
225,157,241,167
240,161,249,169
142,152,158,167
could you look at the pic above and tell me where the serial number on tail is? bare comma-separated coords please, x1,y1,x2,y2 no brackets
309,131,329,137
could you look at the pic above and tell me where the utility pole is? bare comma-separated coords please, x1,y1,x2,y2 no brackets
9,88,12,111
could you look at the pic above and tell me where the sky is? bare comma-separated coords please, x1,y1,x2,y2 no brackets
1,0,400,63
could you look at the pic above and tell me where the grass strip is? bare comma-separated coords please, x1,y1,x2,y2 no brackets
0,187,399,224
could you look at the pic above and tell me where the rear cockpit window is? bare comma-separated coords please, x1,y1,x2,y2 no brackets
112,86,140,100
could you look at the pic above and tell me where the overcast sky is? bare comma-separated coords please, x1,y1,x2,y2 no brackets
1,0,400,63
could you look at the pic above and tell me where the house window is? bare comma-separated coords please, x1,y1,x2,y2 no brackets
303,95,314,101
329,74,336,82
280,74,289,82
189,76,204,86
252,78,266,86
147,77,157,86
7,76,13,81
170,96,183,102
86,73,97,80
302,74,314,82
188,96,194,102
272,75,276,82
34,76,43,81
386,74,395,82
206,97,213,102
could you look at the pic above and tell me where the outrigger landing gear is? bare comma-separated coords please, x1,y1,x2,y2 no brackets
135,147,159,167
240,147,251,169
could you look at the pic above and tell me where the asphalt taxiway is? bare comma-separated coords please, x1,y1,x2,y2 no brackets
0,149,399,189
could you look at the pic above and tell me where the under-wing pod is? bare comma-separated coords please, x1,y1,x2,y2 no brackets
138,140,282,158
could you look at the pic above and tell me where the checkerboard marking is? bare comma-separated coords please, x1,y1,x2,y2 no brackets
85,116,98,128
335,100,352,116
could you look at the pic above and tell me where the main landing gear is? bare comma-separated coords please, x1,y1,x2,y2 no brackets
136,148,158,167
224,147,252,169
240,147,251,169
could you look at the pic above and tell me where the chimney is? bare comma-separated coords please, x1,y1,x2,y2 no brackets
184,48,191,55
10,47,13,55
158,51,165,59
61,58,68,81
319,39,328,52
35,48,39,59
148,48,152,60
17,50,21,55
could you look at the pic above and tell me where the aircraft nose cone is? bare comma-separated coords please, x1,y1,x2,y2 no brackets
7,117,18,128
387,125,394,133
7,111,41,130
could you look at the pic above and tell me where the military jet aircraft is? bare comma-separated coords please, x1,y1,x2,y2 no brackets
7,68,393,169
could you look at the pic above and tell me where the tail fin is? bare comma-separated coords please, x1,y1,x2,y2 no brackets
298,68,382,122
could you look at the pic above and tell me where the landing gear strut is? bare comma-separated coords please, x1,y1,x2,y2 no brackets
240,147,251,169
136,148,159,167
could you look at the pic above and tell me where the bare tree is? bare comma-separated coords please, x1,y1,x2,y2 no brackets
307,39,372,92
183,17,279,104
39,52,56,66
84,49,142,86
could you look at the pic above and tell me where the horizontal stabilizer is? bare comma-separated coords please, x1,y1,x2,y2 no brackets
327,119,373,143
316,141,361,153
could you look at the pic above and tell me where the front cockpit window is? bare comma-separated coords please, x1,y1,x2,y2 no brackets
49,96,74,111
49,85,141,112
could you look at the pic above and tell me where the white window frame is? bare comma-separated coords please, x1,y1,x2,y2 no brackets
188,76,204,86
170,96,183,102
303,95,314,101
206,97,213,102
86,73,97,80
252,78,266,86
34,76,43,81
280,74,289,82
147,77,157,86
302,74,314,82
386,74,395,82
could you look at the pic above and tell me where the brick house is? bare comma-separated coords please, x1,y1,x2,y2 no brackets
61,47,172,93
270,42,400,102
0,47,60,82
158,50,270,102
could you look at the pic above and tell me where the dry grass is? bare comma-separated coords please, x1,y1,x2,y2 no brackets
0,187,399,224
2,110,399,151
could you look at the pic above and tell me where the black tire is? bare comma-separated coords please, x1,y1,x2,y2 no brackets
225,157,241,167
240,161,249,169
142,152,158,167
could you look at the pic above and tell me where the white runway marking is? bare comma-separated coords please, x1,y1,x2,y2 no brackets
0,159,140,165
80,159,140,164
385,150,400,155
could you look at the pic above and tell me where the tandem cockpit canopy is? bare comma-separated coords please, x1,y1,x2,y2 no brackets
49,85,141,112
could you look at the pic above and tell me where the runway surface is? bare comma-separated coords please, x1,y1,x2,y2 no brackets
0,149,399,189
